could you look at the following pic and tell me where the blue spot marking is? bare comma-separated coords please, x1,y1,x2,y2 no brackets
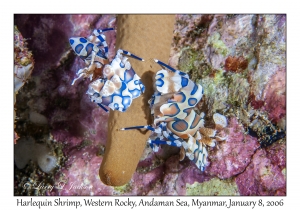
119,82,127,92
188,98,198,106
102,87,132,111
134,80,139,85
86,43,94,55
101,95,113,106
69,39,74,45
173,117,180,121
114,103,119,109
79,38,87,43
75,44,84,54
156,79,164,87
190,114,201,129
129,89,141,99
122,96,132,108
171,120,188,132
124,68,135,83
164,103,180,117
181,77,188,88
156,72,164,79
175,92,186,103
191,84,198,95
119,62,125,68
183,108,190,113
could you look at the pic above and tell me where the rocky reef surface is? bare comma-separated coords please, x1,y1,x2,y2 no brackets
14,14,285,195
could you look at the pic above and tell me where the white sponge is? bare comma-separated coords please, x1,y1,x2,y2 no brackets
37,154,57,173
14,137,35,169
14,137,57,173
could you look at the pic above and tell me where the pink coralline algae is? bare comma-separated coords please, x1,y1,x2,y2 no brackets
262,68,286,124
57,156,113,196
235,140,286,195
120,154,211,196
206,118,260,179
149,156,211,195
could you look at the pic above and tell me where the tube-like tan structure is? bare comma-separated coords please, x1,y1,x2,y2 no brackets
99,15,175,186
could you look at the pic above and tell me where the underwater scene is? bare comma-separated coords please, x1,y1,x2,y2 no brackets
14,14,286,196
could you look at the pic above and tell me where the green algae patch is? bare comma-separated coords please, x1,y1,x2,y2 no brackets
213,69,226,83
227,73,250,107
178,47,212,83
178,47,199,73
201,77,228,116
207,33,228,56
186,178,239,196
113,182,132,195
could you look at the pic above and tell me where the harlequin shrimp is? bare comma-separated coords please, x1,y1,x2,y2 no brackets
121,59,228,171
69,28,145,112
